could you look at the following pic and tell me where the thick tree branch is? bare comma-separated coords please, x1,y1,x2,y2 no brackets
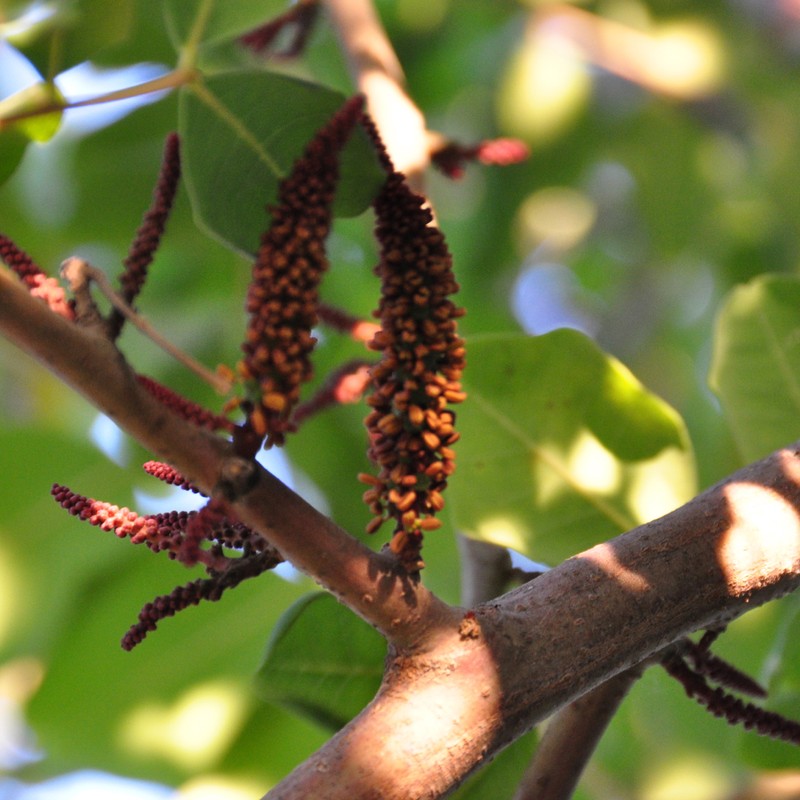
0,267,457,647
4,263,800,797
268,447,800,798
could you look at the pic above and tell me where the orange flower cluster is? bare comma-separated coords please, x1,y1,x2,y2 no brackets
239,95,363,448
0,234,74,319
361,170,466,569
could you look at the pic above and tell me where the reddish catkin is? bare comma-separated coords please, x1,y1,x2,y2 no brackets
359,121,466,569
109,133,181,338
430,137,530,179
663,652,800,744
136,374,235,433
0,234,75,319
239,95,364,448
142,461,203,494
121,547,283,650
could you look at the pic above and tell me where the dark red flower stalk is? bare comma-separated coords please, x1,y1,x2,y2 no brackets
359,127,466,570
109,132,181,338
136,374,235,433
684,637,766,698
0,234,74,319
142,461,204,494
52,482,198,554
291,359,373,429
121,547,283,650
239,0,320,59
662,653,800,744
238,95,364,448
178,499,230,570
317,301,381,343
431,137,530,179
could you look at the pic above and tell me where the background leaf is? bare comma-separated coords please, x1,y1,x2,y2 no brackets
709,274,800,462
7,0,134,78
163,0,287,51
179,71,384,254
449,331,696,565
255,592,386,731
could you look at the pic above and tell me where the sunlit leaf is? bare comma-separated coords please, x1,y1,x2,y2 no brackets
25,547,312,784
0,80,63,142
449,331,695,564
179,70,383,254
255,592,385,730
709,274,800,462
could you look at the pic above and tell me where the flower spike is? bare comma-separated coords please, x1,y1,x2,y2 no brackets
0,233,74,319
109,132,181,338
360,120,466,570
238,95,364,448
136,374,235,433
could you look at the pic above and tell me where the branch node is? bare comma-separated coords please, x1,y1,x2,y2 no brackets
215,457,260,502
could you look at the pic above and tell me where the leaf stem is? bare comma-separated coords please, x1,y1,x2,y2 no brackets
0,68,197,129
177,0,216,72
61,257,232,395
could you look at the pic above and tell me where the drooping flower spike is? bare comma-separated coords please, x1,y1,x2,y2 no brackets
238,94,365,448
359,114,467,570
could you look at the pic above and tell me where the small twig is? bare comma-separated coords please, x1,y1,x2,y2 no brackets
61,257,231,394
0,69,196,129
324,0,432,187
513,666,644,800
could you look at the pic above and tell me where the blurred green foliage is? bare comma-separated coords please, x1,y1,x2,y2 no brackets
2,1,800,798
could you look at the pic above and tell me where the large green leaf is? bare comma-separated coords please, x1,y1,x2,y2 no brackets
163,0,286,51
449,331,696,565
255,592,386,730
709,274,800,462
179,71,383,254
25,544,312,785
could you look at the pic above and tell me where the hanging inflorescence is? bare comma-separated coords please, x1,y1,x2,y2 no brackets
661,628,800,744
237,94,365,450
358,120,466,571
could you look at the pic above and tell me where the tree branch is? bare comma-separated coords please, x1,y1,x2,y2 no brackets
268,446,800,798
4,262,800,797
324,0,431,187
0,266,457,647
512,667,643,800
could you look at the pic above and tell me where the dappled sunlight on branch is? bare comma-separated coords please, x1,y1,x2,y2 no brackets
581,541,651,594
719,480,800,593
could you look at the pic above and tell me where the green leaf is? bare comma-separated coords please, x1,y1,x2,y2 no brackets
179,70,383,254
0,126,28,185
709,274,800,462
7,0,134,77
450,331,696,564
163,0,286,51
25,546,312,784
0,80,63,142
255,592,386,730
